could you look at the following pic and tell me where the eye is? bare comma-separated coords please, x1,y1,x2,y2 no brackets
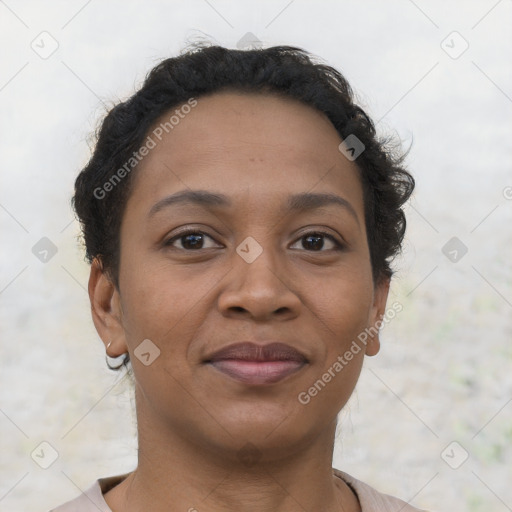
164,229,344,252
290,231,344,252
164,229,221,250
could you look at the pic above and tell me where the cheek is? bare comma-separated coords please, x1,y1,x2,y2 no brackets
311,266,374,344
118,268,167,340
298,276,372,416
118,258,217,352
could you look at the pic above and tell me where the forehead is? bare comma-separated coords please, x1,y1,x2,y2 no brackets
128,90,363,212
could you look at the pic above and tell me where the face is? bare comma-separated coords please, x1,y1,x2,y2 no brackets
90,91,389,461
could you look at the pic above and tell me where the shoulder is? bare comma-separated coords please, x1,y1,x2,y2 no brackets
49,473,131,512
334,468,431,512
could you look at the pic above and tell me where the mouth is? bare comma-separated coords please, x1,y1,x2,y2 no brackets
204,342,308,386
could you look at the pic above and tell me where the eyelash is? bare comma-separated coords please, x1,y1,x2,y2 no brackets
164,228,345,252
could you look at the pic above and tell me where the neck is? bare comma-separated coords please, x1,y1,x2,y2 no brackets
105,388,360,512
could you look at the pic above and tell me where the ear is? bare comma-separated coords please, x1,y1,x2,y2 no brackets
365,276,390,357
88,257,127,357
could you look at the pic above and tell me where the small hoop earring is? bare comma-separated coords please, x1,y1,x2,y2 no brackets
105,351,130,371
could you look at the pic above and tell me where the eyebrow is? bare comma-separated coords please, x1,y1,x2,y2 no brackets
148,189,359,224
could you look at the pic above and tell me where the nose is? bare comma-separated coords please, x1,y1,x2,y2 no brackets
217,241,301,322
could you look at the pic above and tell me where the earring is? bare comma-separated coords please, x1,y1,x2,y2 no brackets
105,350,130,371
105,340,130,370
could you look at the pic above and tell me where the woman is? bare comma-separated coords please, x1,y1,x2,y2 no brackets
51,43,427,511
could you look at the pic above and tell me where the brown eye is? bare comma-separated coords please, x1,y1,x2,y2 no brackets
165,230,220,250
290,231,343,252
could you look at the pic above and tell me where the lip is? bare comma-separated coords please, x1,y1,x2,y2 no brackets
205,342,308,385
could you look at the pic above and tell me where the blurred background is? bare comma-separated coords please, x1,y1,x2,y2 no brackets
1,1,511,510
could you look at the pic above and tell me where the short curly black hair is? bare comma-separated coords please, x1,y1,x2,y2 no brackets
73,42,414,335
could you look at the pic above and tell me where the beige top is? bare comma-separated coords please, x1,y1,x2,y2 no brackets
49,468,429,511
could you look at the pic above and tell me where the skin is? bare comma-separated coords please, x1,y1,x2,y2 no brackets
89,90,390,512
